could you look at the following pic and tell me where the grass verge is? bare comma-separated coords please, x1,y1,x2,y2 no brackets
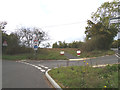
48,64,119,88
2,48,115,60
2,48,67,60
80,50,115,58
64,48,115,58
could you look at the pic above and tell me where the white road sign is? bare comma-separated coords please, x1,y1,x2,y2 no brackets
33,37,38,50
109,17,120,24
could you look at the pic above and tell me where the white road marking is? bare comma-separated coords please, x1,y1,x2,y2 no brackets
41,66,44,67
37,67,42,70
38,64,49,69
30,64,34,66
41,69,45,72
92,64,108,67
34,65,38,67
69,58,87,61
44,67,48,69
115,53,120,58
38,64,43,67
17,61,48,73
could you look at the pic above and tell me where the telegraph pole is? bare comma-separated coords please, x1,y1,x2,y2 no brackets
117,2,120,64
118,2,120,32
0,21,7,90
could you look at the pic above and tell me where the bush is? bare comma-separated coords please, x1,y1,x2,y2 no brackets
81,35,113,52
106,64,118,72
4,46,34,55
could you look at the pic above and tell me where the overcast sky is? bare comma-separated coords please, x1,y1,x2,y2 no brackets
0,0,114,46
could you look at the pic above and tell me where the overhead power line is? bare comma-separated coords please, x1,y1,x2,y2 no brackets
41,21,86,28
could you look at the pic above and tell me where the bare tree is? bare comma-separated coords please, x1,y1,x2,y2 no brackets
16,26,49,48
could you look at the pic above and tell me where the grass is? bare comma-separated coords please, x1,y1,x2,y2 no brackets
2,48,115,60
2,54,28,60
80,50,115,58
48,64,119,88
63,48,78,56
2,48,67,60
64,49,115,58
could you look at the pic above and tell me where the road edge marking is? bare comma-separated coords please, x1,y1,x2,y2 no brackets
45,69,62,90
69,54,117,61
17,60,46,72
115,53,120,58
69,58,89,61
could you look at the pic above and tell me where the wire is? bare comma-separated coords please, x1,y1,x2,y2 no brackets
41,21,86,28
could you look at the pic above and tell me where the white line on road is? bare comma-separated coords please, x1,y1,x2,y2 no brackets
38,64,49,69
37,67,42,70
115,53,120,58
69,58,87,61
41,69,45,72
17,60,48,73
38,64,43,67
44,67,48,69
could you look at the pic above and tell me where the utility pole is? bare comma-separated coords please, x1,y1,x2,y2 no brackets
117,2,120,62
118,2,120,57
118,2,120,32
0,21,7,90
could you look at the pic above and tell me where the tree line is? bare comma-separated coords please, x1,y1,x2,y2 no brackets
1,22,49,55
1,0,119,54
52,39,119,49
82,0,119,51
52,41,83,48
53,0,119,51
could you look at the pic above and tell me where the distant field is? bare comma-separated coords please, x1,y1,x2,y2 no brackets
49,64,119,88
2,48,115,60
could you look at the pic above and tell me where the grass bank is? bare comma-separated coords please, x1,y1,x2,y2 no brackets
49,64,119,88
80,50,115,58
2,48,67,60
2,48,115,60
64,48,115,58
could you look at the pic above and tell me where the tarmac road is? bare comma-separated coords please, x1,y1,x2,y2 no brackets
2,60,51,88
21,54,118,73
2,54,118,88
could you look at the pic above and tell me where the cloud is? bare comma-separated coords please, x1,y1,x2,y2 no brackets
0,0,114,45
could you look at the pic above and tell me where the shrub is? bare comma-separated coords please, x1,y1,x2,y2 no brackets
5,46,34,55
81,35,112,52
106,64,118,72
